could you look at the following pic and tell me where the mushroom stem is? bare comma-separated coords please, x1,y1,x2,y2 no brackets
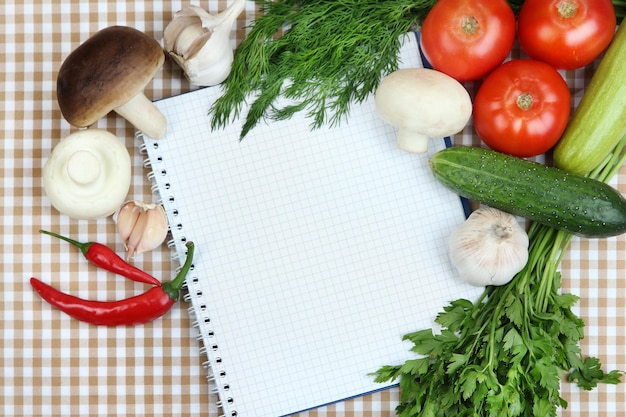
397,130,429,154
114,92,167,139
66,150,101,185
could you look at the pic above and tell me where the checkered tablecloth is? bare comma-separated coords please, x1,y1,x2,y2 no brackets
1,1,624,416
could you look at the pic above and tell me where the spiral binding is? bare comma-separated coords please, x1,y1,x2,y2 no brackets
139,132,237,417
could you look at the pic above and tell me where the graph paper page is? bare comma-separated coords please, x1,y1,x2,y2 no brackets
143,33,484,417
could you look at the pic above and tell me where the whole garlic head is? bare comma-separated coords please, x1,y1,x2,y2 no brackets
449,207,529,287
114,200,169,259
163,0,245,86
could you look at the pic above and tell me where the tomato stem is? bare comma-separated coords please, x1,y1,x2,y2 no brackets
516,92,534,110
557,0,578,19
461,16,479,35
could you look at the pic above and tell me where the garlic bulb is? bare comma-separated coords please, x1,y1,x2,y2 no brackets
449,207,529,287
163,0,245,86
115,201,169,259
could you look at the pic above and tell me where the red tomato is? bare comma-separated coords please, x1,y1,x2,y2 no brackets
472,59,571,158
518,0,616,70
420,0,516,81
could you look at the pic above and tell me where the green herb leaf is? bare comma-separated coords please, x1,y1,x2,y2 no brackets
503,292,524,328
458,367,482,400
399,357,431,377
569,356,624,390
446,353,469,375
533,397,561,417
554,292,580,309
435,298,474,332
402,329,437,355
371,364,402,383
502,327,523,352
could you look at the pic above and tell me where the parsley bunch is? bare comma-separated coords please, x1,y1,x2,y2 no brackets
373,136,626,416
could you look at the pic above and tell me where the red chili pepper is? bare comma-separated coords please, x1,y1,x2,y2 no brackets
30,241,194,326
40,229,161,287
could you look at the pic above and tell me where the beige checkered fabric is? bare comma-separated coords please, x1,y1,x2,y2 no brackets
1,1,623,416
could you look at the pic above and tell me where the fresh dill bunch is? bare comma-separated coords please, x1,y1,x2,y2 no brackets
209,0,437,139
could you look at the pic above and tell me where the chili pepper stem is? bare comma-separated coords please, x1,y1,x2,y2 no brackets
40,229,91,256
161,241,195,300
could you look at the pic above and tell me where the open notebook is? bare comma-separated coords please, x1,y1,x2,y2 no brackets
140,32,483,417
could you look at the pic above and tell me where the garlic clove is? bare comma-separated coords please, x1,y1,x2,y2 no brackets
131,204,169,258
125,206,150,259
172,22,205,57
163,0,245,86
114,201,143,247
448,207,529,287
179,37,235,86
114,201,169,259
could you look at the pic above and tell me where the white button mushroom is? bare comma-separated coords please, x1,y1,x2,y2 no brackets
43,129,132,220
374,68,472,153
56,26,167,139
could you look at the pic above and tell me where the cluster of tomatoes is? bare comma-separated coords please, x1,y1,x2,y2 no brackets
420,0,617,158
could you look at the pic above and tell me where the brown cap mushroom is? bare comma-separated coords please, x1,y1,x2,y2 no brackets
56,26,167,139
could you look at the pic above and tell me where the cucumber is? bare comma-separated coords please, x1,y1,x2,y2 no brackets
429,146,626,238
553,23,626,176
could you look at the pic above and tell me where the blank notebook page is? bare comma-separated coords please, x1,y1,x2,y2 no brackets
142,33,483,417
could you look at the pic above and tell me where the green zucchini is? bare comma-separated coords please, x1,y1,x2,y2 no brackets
429,146,626,238
553,23,626,176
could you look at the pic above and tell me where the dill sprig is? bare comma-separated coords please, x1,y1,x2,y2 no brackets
209,0,437,139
